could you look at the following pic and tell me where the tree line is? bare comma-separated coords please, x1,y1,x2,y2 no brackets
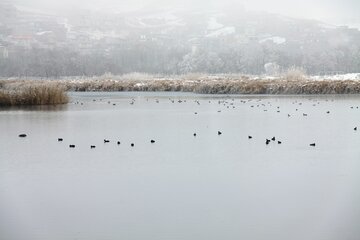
1,40,360,77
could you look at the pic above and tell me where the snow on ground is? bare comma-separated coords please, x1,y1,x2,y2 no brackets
318,23,337,29
207,17,224,30
61,19,72,33
36,31,53,36
311,73,360,80
206,16,235,37
206,27,235,37
129,14,185,28
259,36,286,44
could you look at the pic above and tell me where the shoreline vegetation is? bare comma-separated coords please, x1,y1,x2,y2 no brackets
0,84,68,106
1,72,360,106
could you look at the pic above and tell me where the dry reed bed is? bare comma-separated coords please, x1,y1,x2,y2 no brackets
60,79,360,94
0,83,68,106
1,78,360,95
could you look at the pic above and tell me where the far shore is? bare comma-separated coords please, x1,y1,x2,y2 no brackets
1,74,360,96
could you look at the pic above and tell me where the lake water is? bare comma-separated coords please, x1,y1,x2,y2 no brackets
1,92,360,240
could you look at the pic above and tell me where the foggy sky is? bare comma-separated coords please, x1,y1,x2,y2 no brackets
11,0,360,27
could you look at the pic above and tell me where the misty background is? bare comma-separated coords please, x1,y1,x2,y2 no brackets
12,0,360,27
1,0,360,77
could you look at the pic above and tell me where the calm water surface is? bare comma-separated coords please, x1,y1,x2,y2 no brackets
0,92,360,240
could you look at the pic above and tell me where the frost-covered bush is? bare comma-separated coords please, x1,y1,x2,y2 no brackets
283,66,307,81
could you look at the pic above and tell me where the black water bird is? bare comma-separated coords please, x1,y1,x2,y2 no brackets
18,134,27,138
218,131,222,135
131,143,135,147
354,127,357,131
310,143,316,147
69,145,75,148
91,145,96,149
271,137,276,141
193,133,197,137
104,139,110,143
266,139,270,145
150,140,155,143
117,141,121,145
58,138,63,142
248,136,252,139
277,141,282,144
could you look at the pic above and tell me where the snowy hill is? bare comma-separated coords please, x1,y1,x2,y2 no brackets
1,2,360,77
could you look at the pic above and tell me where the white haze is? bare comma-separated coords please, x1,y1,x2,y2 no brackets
11,0,360,28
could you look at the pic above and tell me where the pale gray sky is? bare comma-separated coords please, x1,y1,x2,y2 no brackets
12,0,360,27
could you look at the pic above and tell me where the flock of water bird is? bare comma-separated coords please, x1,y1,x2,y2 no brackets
17,95,359,151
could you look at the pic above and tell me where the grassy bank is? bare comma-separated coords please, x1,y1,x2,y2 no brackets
0,84,69,106
1,74,360,95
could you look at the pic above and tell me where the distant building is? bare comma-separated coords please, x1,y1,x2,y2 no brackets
9,35,33,49
0,45,9,58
